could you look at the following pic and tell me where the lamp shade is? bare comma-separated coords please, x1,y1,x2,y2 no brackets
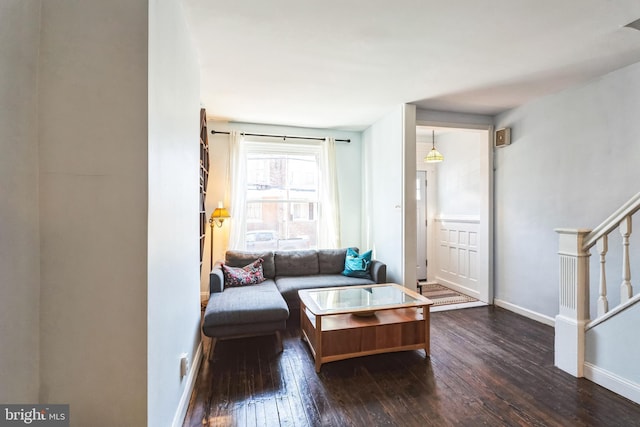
210,202,231,228
424,130,444,163
424,148,444,163
211,207,230,220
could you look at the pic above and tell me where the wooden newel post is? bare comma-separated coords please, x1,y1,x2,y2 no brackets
554,228,591,377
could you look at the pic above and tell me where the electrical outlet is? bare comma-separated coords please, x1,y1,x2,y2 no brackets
180,353,189,378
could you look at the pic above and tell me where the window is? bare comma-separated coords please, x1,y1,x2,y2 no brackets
228,133,340,251
242,142,321,250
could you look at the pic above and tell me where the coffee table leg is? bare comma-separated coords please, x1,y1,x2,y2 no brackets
300,301,306,341
315,314,322,372
423,306,430,357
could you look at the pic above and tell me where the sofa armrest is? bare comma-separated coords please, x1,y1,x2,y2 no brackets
210,262,225,294
370,260,387,284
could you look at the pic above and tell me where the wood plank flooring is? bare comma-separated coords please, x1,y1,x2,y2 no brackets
184,306,640,426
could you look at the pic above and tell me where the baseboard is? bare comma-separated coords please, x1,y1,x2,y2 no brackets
431,301,487,312
172,341,203,427
494,299,555,327
584,362,640,405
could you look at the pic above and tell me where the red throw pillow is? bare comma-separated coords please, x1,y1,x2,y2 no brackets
221,258,265,287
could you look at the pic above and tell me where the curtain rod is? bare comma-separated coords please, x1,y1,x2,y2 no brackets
210,130,350,143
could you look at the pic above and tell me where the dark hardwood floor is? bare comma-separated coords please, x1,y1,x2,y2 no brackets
184,306,640,426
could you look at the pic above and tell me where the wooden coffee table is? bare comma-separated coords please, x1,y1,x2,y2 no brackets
298,283,433,372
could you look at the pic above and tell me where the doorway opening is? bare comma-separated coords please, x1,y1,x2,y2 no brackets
415,124,492,305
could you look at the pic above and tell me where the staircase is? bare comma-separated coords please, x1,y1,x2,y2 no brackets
555,192,640,404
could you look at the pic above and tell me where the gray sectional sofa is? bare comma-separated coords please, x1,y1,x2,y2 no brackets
202,248,387,358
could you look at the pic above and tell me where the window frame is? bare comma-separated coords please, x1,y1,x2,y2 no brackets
241,140,322,250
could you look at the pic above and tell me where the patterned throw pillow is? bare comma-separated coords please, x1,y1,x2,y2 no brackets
341,247,372,279
222,258,266,287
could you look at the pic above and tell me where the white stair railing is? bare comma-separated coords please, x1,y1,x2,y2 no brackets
555,192,640,377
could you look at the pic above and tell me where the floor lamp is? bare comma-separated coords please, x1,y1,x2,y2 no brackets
209,203,230,270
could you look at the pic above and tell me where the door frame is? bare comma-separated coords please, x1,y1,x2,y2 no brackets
415,120,494,304
416,170,428,281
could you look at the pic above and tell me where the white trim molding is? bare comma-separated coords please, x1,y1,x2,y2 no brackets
431,301,487,312
584,362,640,405
494,299,555,327
434,216,480,224
172,341,204,427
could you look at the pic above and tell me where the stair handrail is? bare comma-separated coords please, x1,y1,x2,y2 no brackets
582,192,640,250
587,292,640,330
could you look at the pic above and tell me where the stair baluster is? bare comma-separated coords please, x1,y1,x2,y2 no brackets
620,216,633,304
596,235,609,317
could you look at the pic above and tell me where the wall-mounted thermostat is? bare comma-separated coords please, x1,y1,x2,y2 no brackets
495,127,511,147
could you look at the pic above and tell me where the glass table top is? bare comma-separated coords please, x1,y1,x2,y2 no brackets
304,284,424,313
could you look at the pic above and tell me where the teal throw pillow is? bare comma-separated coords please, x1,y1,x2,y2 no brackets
342,248,372,279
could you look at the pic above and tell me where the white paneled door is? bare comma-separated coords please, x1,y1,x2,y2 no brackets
436,218,480,298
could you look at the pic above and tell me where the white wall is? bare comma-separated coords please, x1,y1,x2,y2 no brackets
363,105,416,288
585,304,640,385
435,132,482,218
0,0,41,403
38,1,148,424
494,60,640,319
203,121,363,294
148,0,202,425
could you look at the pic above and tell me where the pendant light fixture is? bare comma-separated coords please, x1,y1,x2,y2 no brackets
424,130,444,163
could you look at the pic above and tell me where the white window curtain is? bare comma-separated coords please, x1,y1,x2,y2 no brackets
318,137,341,248
227,135,341,250
228,131,247,250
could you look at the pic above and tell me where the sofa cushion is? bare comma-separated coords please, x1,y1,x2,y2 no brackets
203,280,289,328
222,258,265,287
318,248,348,274
226,250,275,279
276,274,375,306
275,250,319,276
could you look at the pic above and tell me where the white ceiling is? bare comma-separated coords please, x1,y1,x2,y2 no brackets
183,0,640,131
